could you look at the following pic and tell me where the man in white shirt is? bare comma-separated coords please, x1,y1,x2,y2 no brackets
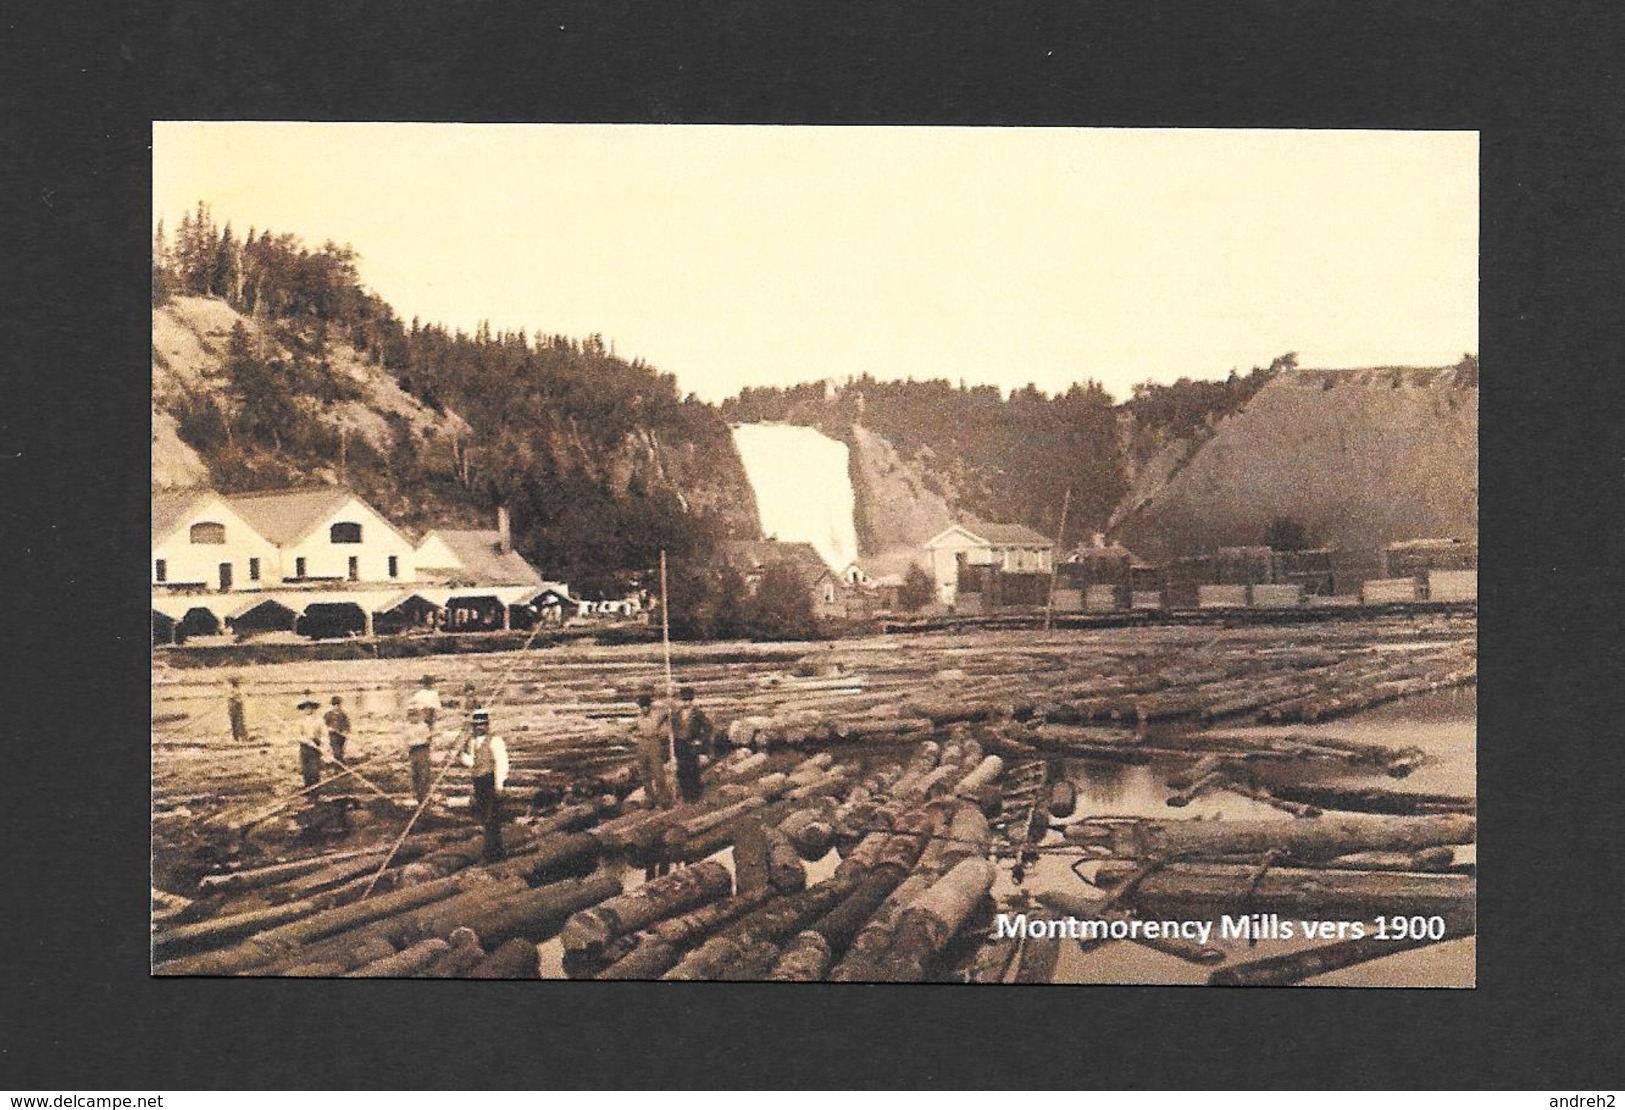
459,708,509,861
405,675,441,803
632,691,674,810
296,694,325,788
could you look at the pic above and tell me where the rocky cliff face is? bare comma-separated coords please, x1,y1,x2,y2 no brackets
152,296,471,494
151,296,761,553
846,423,957,559
1111,365,1478,561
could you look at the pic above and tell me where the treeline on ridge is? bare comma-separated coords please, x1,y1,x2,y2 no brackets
155,203,741,602
718,357,1292,543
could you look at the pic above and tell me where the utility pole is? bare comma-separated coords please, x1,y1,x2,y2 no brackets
1043,487,1072,632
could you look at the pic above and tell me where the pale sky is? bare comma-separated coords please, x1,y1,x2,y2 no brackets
154,124,1477,403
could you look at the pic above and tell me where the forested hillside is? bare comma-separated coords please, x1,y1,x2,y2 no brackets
152,203,758,595
719,355,1293,547
153,202,1476,592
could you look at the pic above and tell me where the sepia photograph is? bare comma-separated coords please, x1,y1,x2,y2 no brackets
149,123,1477,986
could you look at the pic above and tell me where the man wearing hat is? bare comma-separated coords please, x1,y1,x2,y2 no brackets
459,708,509,862
405,675,441,804
296,694,326,788
671,686,710,804
323,695,352,765
632,691,674,809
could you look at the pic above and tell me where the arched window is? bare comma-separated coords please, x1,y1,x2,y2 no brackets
190,522,226,544
330,522,363,544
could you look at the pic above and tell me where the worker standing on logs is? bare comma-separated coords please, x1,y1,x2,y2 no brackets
227,676,249,744
672,686,709,803
458,708,509,862
633,690,675,810
296,694,325,789
405,675,441,804
324,696,351,765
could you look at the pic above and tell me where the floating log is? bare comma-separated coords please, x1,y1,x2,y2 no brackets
346,937,449,978
829,871,935,982
195,846,398,895
1166,755,1229,791
802,867,911,962
1048,779,1077,820
1165,770,1228,808
915,801,991,875
479,877,635,949
1093,860,1476,921
595,890,776,980
469,937,539,979
153,894,335,959
1324,847,1465,873
279,961,348,977
664,797,768,847
767,930,832,981
492,831,603,885
867,858,997,982
1213,780,1323,818
391,876,535,944
1256,782,1475,816
663,877,859,980
732,818,771,896
960,936,1020,984
1209,921,1476,986
766,827,807,894
560,861,732,957
1069,814,1475,861
665,796,812,865
778,803,837,860
1010,933,1062,984
953,755,1005,796
421,927,487,977
247,932,396,977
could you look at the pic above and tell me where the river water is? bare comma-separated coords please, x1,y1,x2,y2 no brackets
1007,687,1476,986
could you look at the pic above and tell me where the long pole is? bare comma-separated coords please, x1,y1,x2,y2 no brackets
1044,487,1072,632
358,614,550,899
659,549,679,766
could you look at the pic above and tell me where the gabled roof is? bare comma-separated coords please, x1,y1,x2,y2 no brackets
926,519,1053,549
968,518,1053,547
418,529,544,586
151,489,221,543
224,487,401,547
724,539,833,584
856,549,927,580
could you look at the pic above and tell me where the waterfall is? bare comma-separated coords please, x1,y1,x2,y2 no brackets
730,423,859,571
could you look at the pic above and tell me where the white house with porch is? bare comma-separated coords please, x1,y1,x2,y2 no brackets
923,519,1055,605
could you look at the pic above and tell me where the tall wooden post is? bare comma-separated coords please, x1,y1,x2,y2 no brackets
659,549,679,762
1044,487,1072,632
